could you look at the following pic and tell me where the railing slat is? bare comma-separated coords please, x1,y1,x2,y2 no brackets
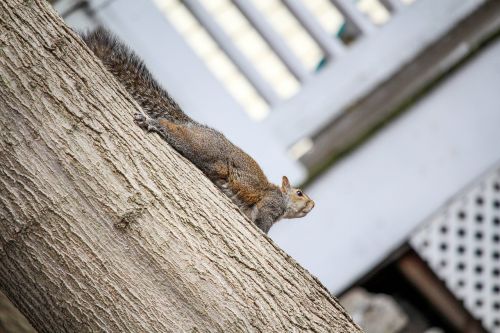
282,0,345,59
232,0,309,83
329,0,376,36
183,0,280,106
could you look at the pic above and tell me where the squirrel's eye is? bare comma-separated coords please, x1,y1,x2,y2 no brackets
296,190,303,197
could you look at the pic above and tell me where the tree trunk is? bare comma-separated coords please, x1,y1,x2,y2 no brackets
0,1,361,332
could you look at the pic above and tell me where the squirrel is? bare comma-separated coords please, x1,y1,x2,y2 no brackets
81,28,314,233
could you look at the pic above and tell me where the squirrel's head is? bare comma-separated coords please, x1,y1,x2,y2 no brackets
280,176,315,219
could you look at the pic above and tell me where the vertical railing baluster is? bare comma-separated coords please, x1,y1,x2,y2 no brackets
330,0,376,36
183,0,280,106
281,0,345,60
232,0,309,83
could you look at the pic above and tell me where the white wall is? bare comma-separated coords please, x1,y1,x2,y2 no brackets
270,38,500,293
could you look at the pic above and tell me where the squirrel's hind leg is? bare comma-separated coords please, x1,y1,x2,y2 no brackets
134,113,191,158
133,112,158,131
134,113,182,147
133,112,198,157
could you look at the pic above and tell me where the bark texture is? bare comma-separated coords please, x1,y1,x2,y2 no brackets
0,1,362,332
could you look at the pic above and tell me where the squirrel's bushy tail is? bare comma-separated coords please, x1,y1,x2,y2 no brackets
81,27,191,123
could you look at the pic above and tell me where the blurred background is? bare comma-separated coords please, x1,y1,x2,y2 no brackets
3,0,500,332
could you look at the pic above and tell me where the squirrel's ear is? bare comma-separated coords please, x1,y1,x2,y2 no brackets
281,176,291,193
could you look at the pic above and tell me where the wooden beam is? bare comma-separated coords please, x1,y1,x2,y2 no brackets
398,251,486,332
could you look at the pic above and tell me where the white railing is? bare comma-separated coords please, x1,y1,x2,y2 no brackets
57,0,487,183
262,0,486,148
153,0,486,151
281,0,345,59
232,0,310,83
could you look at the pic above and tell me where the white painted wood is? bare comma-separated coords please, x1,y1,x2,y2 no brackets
411,164,500,332
183,0,280,105
282,0,345,58
269,38,500,293
232,0,309,82
264,0,486,147
330,0,376,35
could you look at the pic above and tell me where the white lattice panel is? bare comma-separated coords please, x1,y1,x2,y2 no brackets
411,165,500,332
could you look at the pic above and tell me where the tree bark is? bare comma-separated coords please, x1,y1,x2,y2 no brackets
0,1,362,332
